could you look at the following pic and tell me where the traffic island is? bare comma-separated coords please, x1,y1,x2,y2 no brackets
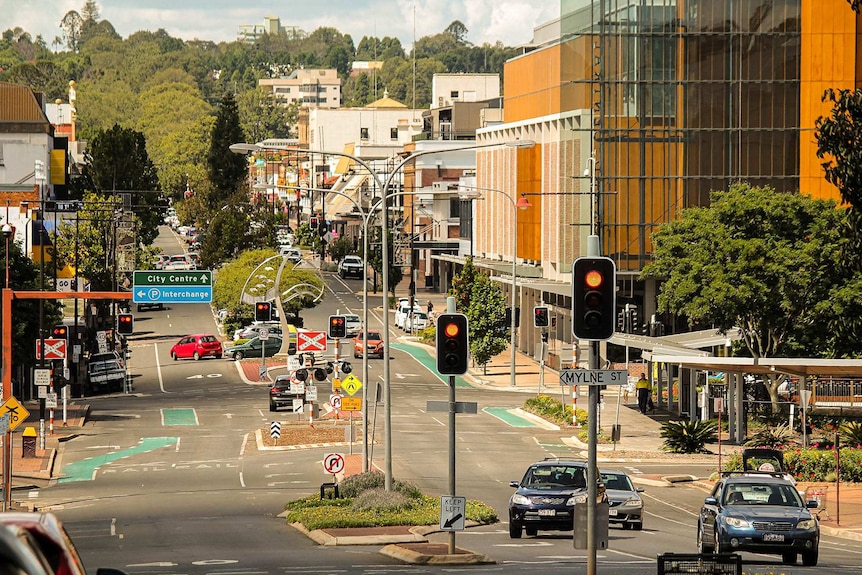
380,542,495,565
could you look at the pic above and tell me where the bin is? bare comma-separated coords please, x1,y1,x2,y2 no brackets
22,427,37,458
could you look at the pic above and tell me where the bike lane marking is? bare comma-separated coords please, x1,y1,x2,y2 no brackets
390,342,470,388
59,437,179,483
483,407,560,429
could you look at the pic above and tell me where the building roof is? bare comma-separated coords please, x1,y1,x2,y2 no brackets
367,90,407,109
0,82,49,126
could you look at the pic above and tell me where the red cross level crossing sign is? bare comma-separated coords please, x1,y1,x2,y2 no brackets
297,331,327,352
36,339,67,360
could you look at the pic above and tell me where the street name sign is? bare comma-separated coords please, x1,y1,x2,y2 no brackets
132,270,212,304
559,369,627,386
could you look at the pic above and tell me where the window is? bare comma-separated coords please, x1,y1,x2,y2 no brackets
390,128,398,140
360,127,369,139
449,198,460,218
450,90,459,98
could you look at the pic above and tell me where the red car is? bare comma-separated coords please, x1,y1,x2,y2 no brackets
353,330,383,358
170,334,223,360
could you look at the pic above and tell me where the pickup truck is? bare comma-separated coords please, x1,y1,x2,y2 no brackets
87,352,127,393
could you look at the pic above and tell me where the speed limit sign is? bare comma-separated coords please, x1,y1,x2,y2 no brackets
323,452,345,475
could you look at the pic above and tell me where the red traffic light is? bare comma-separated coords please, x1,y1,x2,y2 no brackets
585,269,604,289
329,315,347,338
117,313,134,335
52,326,68,337
443,322,460,338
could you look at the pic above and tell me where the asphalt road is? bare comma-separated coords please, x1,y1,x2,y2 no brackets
21,229,862,574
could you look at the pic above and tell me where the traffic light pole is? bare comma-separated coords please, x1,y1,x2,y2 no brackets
586,234,600,575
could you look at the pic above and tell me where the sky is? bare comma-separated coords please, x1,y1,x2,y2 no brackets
4,1,561,50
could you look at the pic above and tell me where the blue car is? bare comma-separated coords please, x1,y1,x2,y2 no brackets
697,474,820,566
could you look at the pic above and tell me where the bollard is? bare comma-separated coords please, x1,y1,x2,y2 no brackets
22,427,37,458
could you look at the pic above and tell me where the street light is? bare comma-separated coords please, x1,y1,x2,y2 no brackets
458,185,531,388
232,139,536,489
1,222,11,511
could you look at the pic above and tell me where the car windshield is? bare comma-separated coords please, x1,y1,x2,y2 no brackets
199,335,219,343
601,473,634,491
358,332,381,341
723,483,803,506
522,465,586,489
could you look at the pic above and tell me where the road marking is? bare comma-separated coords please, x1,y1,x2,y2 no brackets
59,437,179,483
484,407,560,429
162,408,198,425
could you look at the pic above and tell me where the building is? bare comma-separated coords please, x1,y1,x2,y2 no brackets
423,74,503,140
259,68,341,111
237,16,305,43
470,0,853,375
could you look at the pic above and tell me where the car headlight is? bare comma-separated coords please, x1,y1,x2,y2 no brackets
723,516,751,528
511,494,531,505
797,519,817,530
622,497,643,507
570,494,587,505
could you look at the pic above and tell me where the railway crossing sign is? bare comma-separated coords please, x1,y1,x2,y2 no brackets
0,396,30,431
35,338,66,360
297,331,327,352
323,452,345,475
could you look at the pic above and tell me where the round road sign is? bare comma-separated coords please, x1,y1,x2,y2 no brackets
323,452,345,474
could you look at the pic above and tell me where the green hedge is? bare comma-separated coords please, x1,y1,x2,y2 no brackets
722,447,862,482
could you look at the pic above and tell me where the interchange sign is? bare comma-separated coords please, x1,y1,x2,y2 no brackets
132,270,212,304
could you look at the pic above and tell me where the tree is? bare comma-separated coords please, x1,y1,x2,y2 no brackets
444,21,470,45
81,124,162,245
366,226,403,295
60,10,82,51
206,92,248,210
237,86,295,143
449,257,479,313
815,88,862,214
327,236,354,262
641,183,856,410
465,272,509,373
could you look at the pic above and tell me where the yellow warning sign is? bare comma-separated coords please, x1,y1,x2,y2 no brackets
341,374,363,396
0,396,31,431
340,397,362,411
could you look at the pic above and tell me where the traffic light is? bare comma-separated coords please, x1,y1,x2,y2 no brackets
117,313,134,335
629,305,640,334
255,301,272,322
504,307,521,329
310,216,318,229
534,306,549,327
572,256,616,341
436,313,469,375
328,315,347,339
51,325,68,339
617,309,626,333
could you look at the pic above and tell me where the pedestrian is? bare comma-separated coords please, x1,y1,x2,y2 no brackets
635,373,651,415
427,300,433,314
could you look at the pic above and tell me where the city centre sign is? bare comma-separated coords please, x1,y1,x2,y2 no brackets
132,270,213,304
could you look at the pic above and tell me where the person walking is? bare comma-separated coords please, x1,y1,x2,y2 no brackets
635,373,651,415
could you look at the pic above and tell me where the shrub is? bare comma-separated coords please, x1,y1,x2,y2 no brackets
523,394,584,426
351,488,412,512
840,421,862,447
744,424,799,448
338,471,421,499
660,419,717,453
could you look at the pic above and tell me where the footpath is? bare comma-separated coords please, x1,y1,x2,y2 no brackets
8,290,862,563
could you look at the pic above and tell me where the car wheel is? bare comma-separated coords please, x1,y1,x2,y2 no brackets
269,402,276,412
193,351,201,361
782,551,797,565
633,521,643,531
713,527,727,554
525,526,538,537
508,523,522,539
697,524,714,554
171,351,178,361
801,549,818,566
235,351,244,360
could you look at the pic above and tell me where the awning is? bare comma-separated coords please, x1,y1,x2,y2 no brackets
646,355,862,378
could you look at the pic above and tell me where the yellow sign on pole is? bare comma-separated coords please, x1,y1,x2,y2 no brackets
340,397,362,411
0,396,30,431
341,374,363,396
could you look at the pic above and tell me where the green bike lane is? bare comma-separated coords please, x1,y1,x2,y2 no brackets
391,342,558,429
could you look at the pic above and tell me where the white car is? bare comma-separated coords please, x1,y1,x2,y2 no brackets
404,311,428,332
280,247,302,264
343,313,362,337
394,302,423,330
165,254,196,270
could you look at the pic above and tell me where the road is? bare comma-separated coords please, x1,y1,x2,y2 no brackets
18,229,862,574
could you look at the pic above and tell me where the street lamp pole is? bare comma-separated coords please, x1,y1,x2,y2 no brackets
458,184,531,388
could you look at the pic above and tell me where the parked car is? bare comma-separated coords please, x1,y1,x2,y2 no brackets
343,313,362,337
165,254,196,270
153,254,171,270
600,469,644,530
137,300,164,312
281,247,302,264
404,311,428,332
508,459,588,538
697,473,820,565
224,336,283,360
170,334,223,360
353,330,384,358
0,511,132,575
233,322,283,341
394,302,423,330
0,523,54,575
338,255,365,279
269,375,305,412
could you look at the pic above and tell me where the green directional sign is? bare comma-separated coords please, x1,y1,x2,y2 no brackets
132,270,213,304
133,270,212,286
